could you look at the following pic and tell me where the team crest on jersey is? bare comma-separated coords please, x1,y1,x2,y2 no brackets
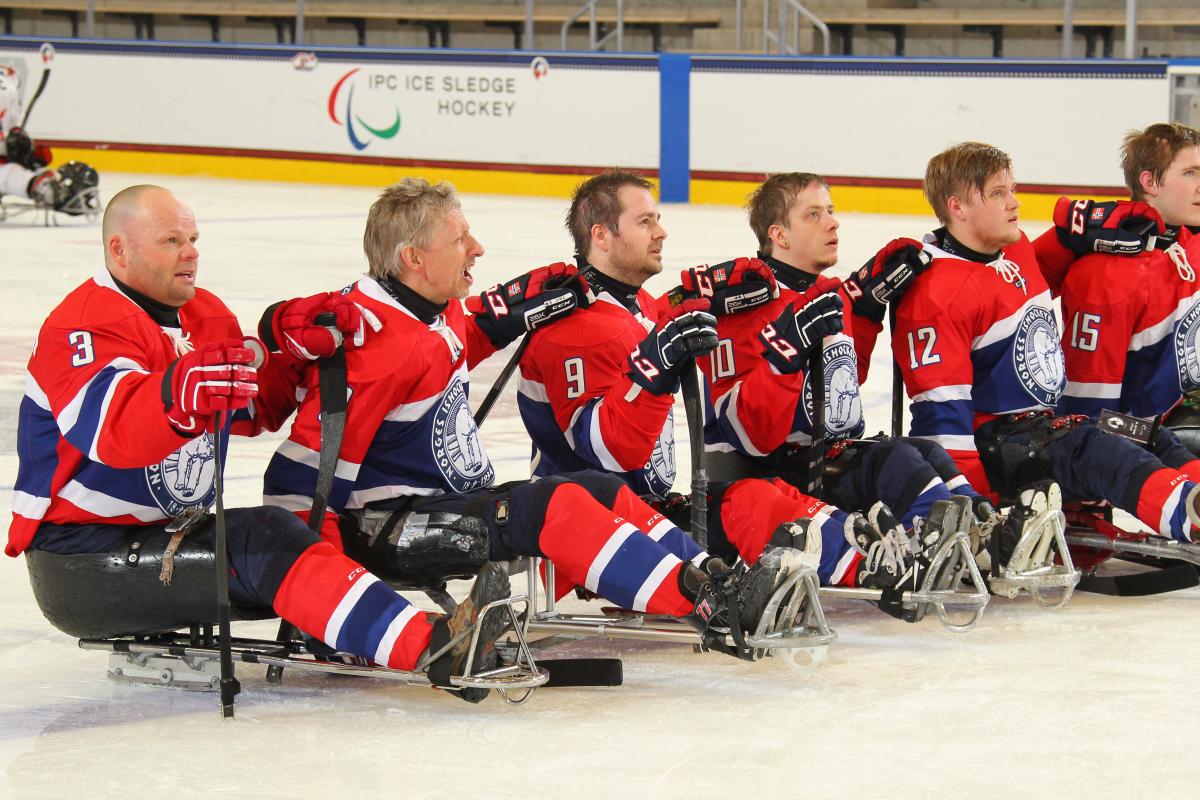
431,378,494,492
1013,306,1065,404
145,434,217,515
642,409,677,497
802,339,861,439
1174,301,1200,391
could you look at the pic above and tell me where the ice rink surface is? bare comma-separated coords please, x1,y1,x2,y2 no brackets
1,175,1197,799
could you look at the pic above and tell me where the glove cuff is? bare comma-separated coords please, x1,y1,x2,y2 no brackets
257,300,287,353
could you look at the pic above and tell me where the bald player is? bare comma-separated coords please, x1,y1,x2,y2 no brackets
9,184,516,702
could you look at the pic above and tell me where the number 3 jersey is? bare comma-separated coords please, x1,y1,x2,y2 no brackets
263,276,499,515
9,271,301,557
892,230,1064,490
1058,227,1199,419
517,273,679,499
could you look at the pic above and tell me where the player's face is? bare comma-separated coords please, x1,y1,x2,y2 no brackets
606,186,666,285
956,169,1020,252
775,183,839,272
114,192,200,307
417,208,485,303
1145,145,1200,228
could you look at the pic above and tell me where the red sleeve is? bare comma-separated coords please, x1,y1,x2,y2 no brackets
1031,227,1074,297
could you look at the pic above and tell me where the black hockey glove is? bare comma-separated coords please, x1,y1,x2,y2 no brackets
3,127,35,170
759,278,843,375
465,262,592,349
842,238,931,324
679,257,779,315
628,298,719,395
1053,197,1165,257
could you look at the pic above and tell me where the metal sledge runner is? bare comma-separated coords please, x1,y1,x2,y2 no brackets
75,592,550,705
818,495,991,632
523,556,836,663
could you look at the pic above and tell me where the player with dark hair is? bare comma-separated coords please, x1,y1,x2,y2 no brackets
516,170,938,621
262,176,813,663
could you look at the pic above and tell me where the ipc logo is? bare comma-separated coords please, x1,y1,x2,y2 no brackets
327,68,401,151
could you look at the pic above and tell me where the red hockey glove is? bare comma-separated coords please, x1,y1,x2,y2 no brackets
466,262,592,349
842,238,931,325
679,257,779,315
628,298,719,395
161,340,259,434
259,291,381,360
1053,197,1165,258
759,278,844,374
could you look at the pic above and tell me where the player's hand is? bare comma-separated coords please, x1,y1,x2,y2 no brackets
162,340,259,434
679,257,779,315
759,278,843,374
466,262,591,349
842,238,931,324
628,298,719,395
2,127,35,169
1053,197,1164,258
260,291,381,361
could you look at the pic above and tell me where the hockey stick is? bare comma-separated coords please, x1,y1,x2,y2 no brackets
475,334,531,426
889,304,903,439
19,67,50,130
680,358,709,550
808,346,826,495
267,312,345,684
211,409,241,719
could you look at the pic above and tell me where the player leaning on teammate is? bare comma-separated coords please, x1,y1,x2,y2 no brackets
261,177,813,664
1050,123,1200,447
888,141,1200,544
9,184,524,701
515,170,946,620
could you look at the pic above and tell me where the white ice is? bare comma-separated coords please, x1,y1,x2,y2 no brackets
1,175,1196,800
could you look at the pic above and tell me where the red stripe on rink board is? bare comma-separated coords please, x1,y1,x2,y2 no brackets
691,170,1128,196
40,139,658,178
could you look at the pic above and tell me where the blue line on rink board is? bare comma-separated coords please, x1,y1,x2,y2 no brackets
658,54,690,204
0,36,657,70
690,55,1167,79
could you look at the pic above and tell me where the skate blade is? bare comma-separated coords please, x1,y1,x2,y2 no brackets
988,507,1080,609
743,566,837,655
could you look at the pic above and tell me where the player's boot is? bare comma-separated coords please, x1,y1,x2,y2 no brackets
26,170,63,207
852,504,923,620
681,545,809,659
992,481,1057,574
967,495,1002,573
766,518,823,572
854,501,955,623
424,561,512,703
